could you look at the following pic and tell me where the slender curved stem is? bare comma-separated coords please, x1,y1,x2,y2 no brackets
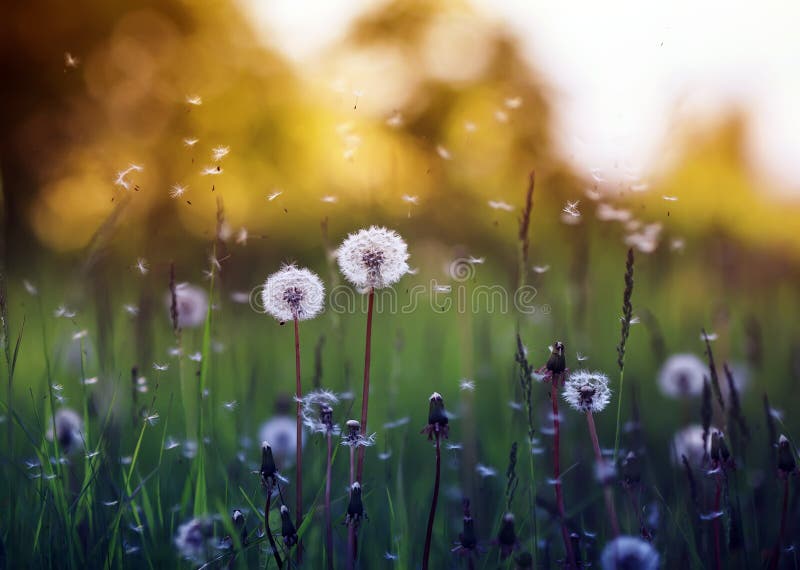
422,432,441,570
264,487,283,569
325,431,334,570
713,472,722,570
769,477,790,570
356,288,375,483
293,317,303,561
551,380,577,568
348,446,356,569
586,411,620,537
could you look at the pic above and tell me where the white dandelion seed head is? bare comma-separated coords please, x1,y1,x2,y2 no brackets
174,517,214,563
46,408,84,455
336,226,409,290
259,416,304,467
600,535,659,570
166,284,209,329
563,370,612,413
657,353,706,398
671,424,713,466
261,265,325,322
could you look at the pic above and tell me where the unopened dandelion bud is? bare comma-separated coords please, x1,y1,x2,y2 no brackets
497,512,519,560
232,509,247,545
422,392,449,439
260,442,277,484
546,341,567,375
279,505,298,547
345,482,365,528
345,419,360,442
777,435,797,476
711,431,733,469
621,451,641,489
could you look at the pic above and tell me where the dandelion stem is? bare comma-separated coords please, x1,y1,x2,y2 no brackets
356,287,375,483
293,316,303,559
551,379,577,568
585,411,620,537
264,486,283,569
769,477,790,570
325,430,334,570
422,431,441,570
348,445,357,569
713,472,723,570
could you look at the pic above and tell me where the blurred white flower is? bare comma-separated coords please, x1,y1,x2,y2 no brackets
261,265,325,322
174,517,213,563
657,353,706,398
336,226,409,290
46,408,84,455
601,535,659,570
563,370,612,413
259,416,304,468
167,284,209,329
671,424,713,466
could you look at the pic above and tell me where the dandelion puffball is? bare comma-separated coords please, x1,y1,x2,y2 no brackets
167,284,209,329
563,370,612,413
46,408,84,454
657,353,706,398
336,226,409,290
600,535,659,570
259,415,305,467
261,265,325,322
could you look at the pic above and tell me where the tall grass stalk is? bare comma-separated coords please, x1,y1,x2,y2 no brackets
613,248,635,459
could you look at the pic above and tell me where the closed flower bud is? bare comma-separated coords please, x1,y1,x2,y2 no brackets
344,482,366,528
621,451,641,489
710,431,733,470
232,509,247,546
496,513,520,560
279,505,298,547
421,392,449,440
260,442,277,486
777,435,797,476
546,342,567,375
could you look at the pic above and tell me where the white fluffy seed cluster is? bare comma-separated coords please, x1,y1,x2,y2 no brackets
563,370,612,413
336,226,409,290
261,264,325,322
657,353,706,398
167,283,209,329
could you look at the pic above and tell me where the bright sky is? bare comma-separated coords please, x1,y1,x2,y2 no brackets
240,0,800,198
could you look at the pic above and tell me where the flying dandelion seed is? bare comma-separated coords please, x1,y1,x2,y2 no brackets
183,137,199,147
144,413,160,426
597,203,633,222
123,304,139,316
577,352,589,362
464,121,477,133
630,182,650,192
662,195,679,202
266,190,282,201
185,95,203,106
64,52,79,68
23,279,38,295
562,200,581,218
72,330,87,341
211,146,230,161
200,166,223,176
590,168,605,182
54,306,76,318
114,164,143,190
436,145,452,160
234,227,248,245
321,195,339,204
134,258,149,275
701,331,719,342
164,437,181,451
386,111,403,127
467,256,485,264
433,283,452,293
476,464,497,478
188,352,202,362
670,238,686,252
153,362,169,371
504,97,522,109
169,184,188,199
494,109,509,122
585,188,602,201
223,401,238,412
488,200,514,211
459,379,475,391
401,194,419,205
532,264,550,274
